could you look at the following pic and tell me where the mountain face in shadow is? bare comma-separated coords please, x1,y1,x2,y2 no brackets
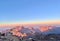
43,27,60,34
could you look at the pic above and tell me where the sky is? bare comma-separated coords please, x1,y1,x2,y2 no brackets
0,0,60,24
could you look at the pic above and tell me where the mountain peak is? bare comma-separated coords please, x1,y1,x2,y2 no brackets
38,26,52,32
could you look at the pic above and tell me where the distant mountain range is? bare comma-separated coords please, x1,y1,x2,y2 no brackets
17,26,60,34
1,25,60,35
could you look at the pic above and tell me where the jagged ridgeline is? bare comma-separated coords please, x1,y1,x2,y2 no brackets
0,25,60,41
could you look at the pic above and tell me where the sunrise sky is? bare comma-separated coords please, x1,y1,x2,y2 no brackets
0,0,60,24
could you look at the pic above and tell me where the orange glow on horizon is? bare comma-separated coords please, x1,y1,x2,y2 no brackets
0,20,60,27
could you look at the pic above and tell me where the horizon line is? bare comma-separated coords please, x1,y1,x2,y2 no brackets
0,20,60,27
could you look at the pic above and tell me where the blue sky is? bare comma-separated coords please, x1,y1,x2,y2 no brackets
0,0,60,23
